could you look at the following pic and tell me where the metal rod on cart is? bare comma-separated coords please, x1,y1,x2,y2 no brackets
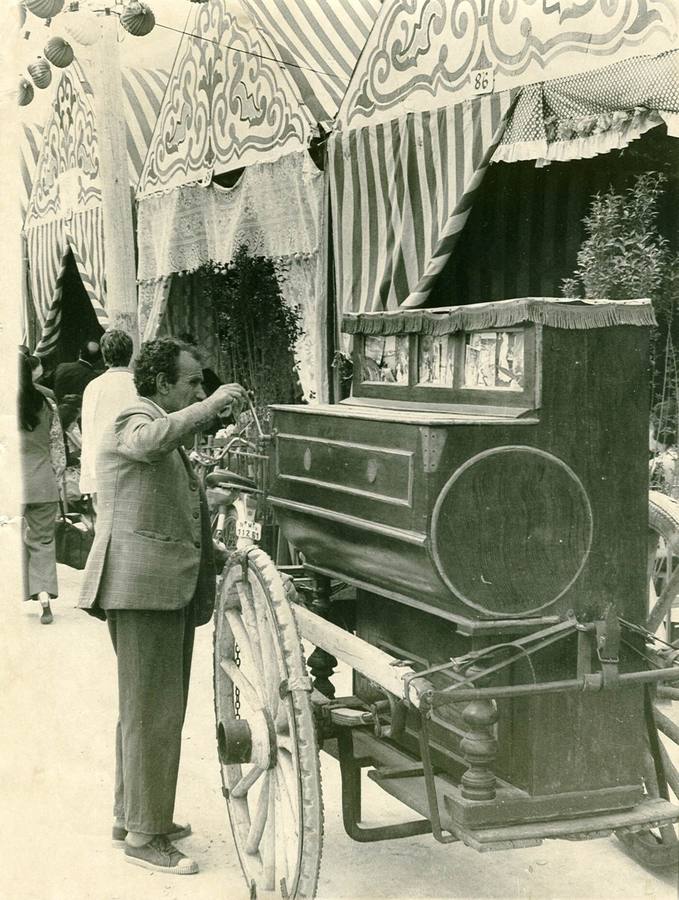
292,602,430,707
426,665,679,705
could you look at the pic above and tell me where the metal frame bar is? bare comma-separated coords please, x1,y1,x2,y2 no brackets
336,730,432,842
417,709,457,844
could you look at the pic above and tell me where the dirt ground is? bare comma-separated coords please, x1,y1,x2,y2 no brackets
3,558,679,900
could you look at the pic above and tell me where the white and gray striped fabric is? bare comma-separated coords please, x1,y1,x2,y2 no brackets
30,209,108,357
329,90,514,315
33,238,70,358
25,66,168,356
20,123,44,217
243,0,381,128
25,219,63,333
67,208,108,324
121,67,171,184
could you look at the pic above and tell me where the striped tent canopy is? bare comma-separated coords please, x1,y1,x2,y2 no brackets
137,0,313,197
337,0,678,132
137,0,381,197
243,0,380,131
20,123,45,218
330,0,679,315
24,60,168,356
135,0,380,403
330,92,515,314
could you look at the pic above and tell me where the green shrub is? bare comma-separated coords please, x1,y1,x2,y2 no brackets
562,172,669,300
193,247,304,419
563,171,679,405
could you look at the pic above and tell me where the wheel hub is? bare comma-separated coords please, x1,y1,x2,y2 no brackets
218,708,277,769
218,720,252,765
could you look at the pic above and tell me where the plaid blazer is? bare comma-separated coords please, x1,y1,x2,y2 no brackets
78,396,216,626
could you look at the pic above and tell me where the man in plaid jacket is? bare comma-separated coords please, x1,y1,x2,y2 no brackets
78,338,246,875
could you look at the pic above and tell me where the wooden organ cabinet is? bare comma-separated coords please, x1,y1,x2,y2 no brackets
269,298,655,828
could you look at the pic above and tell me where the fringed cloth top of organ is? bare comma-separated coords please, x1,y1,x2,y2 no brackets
342,297,656,336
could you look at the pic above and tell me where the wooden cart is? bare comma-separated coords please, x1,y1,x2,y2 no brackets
211,297,679,898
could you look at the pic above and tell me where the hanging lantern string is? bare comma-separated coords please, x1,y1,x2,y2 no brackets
93,6,343,81
25,3,344,81
155,20,342,80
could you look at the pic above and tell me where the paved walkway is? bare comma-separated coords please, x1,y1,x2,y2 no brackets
2,551,677,899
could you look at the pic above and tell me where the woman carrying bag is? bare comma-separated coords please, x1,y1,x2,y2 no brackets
18,353,66,624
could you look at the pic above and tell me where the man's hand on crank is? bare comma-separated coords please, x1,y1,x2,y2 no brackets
206,383,249,419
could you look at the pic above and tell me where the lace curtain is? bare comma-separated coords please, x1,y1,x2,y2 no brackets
136,151,323,284
136,151,328,401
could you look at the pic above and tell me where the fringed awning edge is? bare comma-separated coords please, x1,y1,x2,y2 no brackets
493,108,665,167
342,298,656,336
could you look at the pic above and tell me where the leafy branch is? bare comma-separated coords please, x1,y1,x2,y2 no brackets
193,246,304,421
562,171,679,406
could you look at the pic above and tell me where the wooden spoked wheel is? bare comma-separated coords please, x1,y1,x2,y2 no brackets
616,492,679,868
648,491,679,637
615,695,679,868
213,547,323,898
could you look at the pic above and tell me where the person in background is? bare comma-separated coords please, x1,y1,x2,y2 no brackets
79,330,138,509
26,353,56,402
58,393,84,509
78,338,247,875
57,394,83,446
18,353,66,624
54,339,101,403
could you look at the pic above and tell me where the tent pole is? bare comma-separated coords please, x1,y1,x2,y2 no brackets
90,10,139,351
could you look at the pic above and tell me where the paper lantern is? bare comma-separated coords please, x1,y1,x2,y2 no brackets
27,57,52,89
120,1,155,36
62,8,99,46
18,77,34,106
24,0,64,19
44,35,74,67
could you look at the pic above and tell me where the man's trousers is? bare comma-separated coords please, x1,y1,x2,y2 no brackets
107,604,195,834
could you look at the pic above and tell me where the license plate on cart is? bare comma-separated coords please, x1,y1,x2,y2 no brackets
236,520,261,541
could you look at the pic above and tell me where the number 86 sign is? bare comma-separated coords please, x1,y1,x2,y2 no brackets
472,67,494,94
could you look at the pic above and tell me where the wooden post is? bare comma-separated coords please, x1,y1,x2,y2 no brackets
460,666,498,801
89,10,139,349
307,575,338,698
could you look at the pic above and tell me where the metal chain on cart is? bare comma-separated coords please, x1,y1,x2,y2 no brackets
234,641,241,719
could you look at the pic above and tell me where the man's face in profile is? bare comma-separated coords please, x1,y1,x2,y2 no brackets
163,351,206,412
